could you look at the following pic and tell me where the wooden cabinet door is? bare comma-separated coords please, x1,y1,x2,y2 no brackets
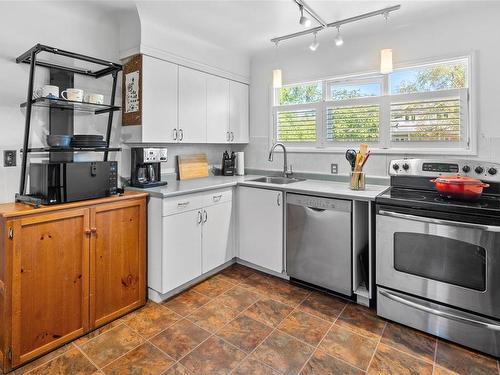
90,199,146,328
10,209,90,367
229,81,249,143
178,66,207,143
162,210,202,293
206,75,230,143
238,187,283,273
202,202,233,273
142,55,179,143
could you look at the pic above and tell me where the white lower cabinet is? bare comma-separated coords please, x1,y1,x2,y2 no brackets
202,201,233,273
149,189,234,297
238,186,284,273
162,210,203,292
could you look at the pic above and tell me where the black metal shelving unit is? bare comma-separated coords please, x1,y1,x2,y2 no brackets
15,44,123,206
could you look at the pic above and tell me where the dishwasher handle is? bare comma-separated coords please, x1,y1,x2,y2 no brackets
307,206,326,212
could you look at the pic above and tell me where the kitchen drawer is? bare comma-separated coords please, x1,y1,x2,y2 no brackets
162,188,233,216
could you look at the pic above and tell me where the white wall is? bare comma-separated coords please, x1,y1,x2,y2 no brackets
0,1,123,203
245,2,500,177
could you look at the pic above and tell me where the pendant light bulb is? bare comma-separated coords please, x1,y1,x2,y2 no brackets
309,32,319,51
380,48,393,74
334,26,344,47
272,41,282,88
299,5,311,28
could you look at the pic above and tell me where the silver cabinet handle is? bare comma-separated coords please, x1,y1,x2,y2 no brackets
197,210,203,224
380,289,500,331
226,131,230,141
231,132,234,142
173,128,178,140
378,210,500,232
177,201,189,207
212,194,222,202
277,193,281,206
179,129,184,141
203,209,208,223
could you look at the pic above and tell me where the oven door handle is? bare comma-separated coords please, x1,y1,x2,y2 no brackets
380,289,500,331
378,210,500,232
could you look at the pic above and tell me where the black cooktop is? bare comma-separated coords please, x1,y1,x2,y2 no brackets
377,187,500,218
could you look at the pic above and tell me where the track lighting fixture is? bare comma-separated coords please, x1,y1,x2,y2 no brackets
299,5,311,28
309,32,319,51
333,26,343,47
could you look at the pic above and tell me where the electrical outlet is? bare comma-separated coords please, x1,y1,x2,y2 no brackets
3,150,16,167
331,163,338,174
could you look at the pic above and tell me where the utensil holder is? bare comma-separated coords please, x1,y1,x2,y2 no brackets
350,171,366,190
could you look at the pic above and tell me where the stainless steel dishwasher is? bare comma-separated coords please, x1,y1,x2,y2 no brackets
286,193,352,296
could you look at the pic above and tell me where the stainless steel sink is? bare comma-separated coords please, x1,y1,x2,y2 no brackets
251,176,306,184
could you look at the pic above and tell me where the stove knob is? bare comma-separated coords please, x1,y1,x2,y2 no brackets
462,165,471,173
488,167,497,175
392,164,400,171
475,166,484,174
402,163,409,171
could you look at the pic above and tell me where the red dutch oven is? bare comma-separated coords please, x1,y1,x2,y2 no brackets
430,175,490,200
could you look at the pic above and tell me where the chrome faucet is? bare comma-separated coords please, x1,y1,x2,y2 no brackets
268,142,291,178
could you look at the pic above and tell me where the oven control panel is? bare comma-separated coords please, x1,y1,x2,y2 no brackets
389,159,500,182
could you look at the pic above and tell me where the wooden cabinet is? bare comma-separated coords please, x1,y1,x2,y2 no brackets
229,81,250,143
90,199,146,328
207,75,230,143
0,193,147,372
139,55,178,143
178,66,207,143
238,187,283,273
10,209,90,367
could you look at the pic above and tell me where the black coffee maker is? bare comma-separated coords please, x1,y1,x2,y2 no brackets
130,147,168,188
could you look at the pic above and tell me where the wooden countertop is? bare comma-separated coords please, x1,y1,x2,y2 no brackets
0,191,148,219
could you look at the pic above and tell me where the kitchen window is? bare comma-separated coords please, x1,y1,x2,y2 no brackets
272,56,473,154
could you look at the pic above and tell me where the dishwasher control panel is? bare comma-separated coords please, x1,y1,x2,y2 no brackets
287,193,352,212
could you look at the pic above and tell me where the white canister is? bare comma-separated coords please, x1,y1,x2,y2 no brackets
235,152,245,176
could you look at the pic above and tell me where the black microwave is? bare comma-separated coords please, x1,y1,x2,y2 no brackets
29,161,118,204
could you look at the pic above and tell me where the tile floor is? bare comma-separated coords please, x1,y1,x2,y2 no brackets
10,264,500,375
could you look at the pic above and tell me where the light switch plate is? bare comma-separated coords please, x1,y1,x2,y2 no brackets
331,163,338,174
3,150,16,167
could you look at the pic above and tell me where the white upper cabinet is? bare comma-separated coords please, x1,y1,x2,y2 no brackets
142,55,178,143
206,75,230,143
229,81,250,143
178,67,207,143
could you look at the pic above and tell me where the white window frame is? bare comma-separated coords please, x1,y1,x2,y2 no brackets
269,54,476,155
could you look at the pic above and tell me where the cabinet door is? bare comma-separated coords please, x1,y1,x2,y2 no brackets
206,75,230,143
162,210,202,292
202,201,233,273
10,209,90,367
178,67,207,143
142,55,179,143
229,81,249,143
238,187,283,273
90,199,146,328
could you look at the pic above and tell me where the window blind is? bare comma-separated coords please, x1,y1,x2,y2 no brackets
325,104,380,142
390,98,461,142
276,109,316,142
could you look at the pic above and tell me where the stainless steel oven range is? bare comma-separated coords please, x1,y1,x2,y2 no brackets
376,159,500,357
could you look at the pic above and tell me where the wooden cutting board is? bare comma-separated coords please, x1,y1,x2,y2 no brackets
178,153,209,180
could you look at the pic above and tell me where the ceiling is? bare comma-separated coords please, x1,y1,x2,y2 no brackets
101,0,464,54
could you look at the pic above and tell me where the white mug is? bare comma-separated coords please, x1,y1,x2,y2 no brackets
60,88,84,102
33,85,59,99
84,93,104,105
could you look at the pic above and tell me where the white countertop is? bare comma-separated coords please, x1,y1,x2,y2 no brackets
126,174,389,201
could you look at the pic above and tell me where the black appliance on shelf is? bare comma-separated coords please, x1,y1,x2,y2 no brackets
130,147,168,188
29,161,118,204
375,158,500,358
221,151,235,176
